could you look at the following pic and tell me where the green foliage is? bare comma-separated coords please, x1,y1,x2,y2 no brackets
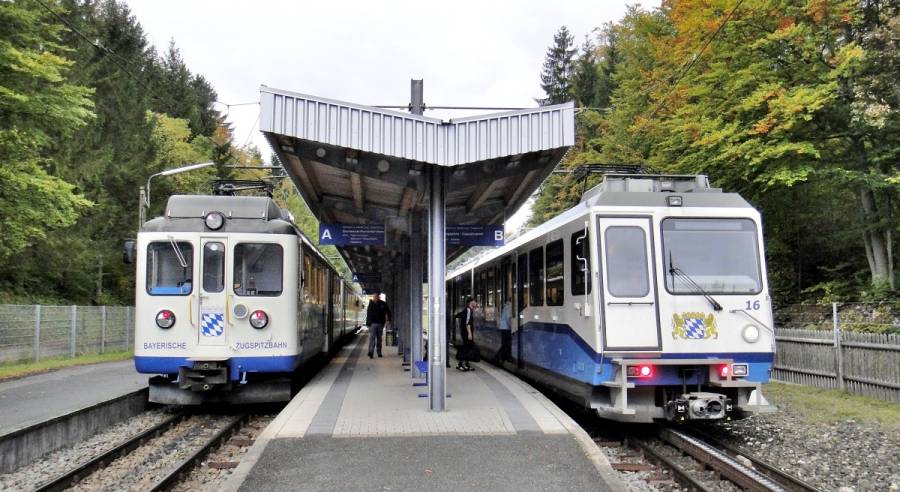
0,0,237,304
530,0,900,304
0,1,95,264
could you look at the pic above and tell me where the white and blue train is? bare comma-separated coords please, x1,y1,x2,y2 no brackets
447,174,776,422
128,194,363,404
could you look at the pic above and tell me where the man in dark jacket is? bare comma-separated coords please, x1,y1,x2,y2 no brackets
365,292,392,358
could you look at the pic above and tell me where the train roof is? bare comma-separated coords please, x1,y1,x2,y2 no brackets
141,195,297,235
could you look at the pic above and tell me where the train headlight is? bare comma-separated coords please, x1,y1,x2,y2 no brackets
249,310,268,329
155,310,176,329
742,324,760,343
204,212,225,230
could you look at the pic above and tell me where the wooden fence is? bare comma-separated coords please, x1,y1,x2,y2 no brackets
773,327,900,403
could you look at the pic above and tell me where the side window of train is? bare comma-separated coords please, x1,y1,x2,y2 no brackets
545,239,564,306
528,246,544,306
571,231,592,295
487,267,495,308
517,253,528,312
147,241,193,295
604,227,649,298
233,243,284,297
302,253,313,303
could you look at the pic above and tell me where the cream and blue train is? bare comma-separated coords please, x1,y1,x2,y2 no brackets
129,194,362,404
447,175,776,422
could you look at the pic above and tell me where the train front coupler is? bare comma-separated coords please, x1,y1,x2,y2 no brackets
665,392,733,422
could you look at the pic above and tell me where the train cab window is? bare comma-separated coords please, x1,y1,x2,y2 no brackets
545,239,564,306
202,242,225,293
233,243,283,296
571,231,592,295
528,247,544,306
662,218,762,294
147,241,193,295
605,227,649,298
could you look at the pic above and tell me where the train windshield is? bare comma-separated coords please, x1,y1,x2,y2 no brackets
662,218,761,294
146,241,193,295
233,243,283,296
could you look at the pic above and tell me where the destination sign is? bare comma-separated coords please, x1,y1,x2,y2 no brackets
445,225,505,247
351,273,382,284
319,223,385,246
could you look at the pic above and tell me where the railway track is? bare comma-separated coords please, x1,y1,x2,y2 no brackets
596,423,823,492
31,413,248,492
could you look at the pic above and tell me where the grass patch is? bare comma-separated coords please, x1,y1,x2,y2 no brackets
765,381,900,428
0,351,133,381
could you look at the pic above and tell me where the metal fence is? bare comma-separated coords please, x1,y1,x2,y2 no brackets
773,303,900,403
0,305,134,365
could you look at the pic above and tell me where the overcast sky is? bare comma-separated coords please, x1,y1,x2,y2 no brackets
125,0,658,229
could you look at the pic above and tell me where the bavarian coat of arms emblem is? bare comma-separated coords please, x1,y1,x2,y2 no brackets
672,312,718,339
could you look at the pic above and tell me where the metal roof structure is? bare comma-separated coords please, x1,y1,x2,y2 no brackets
259,84,575,277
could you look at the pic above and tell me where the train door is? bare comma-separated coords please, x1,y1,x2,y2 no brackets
198,238,227,346
515,252,527,367
597,217,661,351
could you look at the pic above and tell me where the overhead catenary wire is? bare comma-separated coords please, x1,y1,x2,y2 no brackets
639,0,747,125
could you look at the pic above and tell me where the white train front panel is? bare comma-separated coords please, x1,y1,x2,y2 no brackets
134,232,301,382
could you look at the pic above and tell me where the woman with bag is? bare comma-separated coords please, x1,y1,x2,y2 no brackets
457,297,479,371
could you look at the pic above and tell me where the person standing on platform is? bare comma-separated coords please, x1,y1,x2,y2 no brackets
496,297,512,363
456,297,478,371
365,291,392,359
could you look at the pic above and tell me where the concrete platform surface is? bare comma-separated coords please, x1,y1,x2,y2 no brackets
227,336,624,491
0,359,146,435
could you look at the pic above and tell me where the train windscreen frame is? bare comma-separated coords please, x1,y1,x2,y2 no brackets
661,218,762,295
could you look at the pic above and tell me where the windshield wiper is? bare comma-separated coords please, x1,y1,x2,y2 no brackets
668,252,722,311
168,236,188,268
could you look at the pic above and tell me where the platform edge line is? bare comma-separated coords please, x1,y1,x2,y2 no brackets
476,361,628,492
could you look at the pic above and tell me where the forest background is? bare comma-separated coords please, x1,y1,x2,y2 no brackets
1,0,898,306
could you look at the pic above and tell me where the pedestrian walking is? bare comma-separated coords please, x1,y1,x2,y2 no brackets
365,292,392,358
456,297,479,371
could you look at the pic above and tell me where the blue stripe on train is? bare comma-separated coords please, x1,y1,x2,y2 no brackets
473,321,772,386
135,355,303,380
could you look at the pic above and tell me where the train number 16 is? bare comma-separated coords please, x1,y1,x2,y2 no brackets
745,300,761,310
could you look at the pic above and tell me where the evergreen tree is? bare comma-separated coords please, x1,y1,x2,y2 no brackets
537,26,576,105
571,35,600,108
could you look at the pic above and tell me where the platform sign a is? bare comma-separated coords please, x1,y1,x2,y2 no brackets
445,225,505,247
319,223,385,246
351,273,382,284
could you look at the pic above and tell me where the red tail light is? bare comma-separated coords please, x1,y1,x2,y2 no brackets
719,365,731,378
627,364,654,378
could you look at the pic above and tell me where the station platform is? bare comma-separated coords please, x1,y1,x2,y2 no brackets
0,359,146,435
226,335,623,491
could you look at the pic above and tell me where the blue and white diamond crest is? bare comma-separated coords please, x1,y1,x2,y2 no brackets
200,313,225,337
684,317,705,339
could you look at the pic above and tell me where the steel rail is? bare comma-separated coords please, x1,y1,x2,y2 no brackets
626,438,713,492
148,414,248,492
659,427,790,492
34,412,185,492
682,427,823,492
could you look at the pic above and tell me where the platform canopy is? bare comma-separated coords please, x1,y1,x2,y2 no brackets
259,85,574,282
